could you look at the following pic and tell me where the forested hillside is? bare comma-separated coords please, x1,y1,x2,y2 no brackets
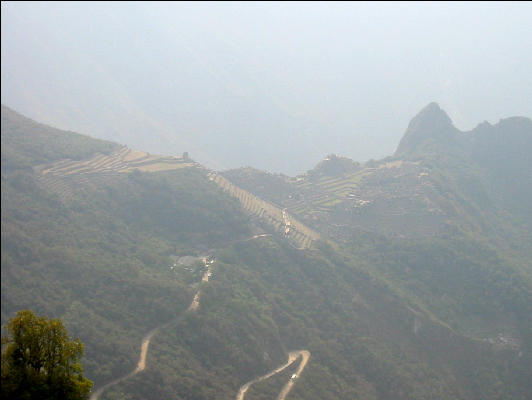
1,105,253,386
223,105,532,388
1,104,530,399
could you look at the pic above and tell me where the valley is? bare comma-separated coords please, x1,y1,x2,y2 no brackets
2,104,531,400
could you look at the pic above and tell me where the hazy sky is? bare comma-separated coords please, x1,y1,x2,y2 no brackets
2,2,531,174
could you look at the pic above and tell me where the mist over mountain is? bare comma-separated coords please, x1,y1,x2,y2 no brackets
395,102,459,156
2,2,531,174
2,3,532,399
2,103,531,399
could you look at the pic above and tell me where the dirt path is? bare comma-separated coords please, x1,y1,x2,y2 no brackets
236,350,310,400
91,259,213,399
276,350,310,400
89,327,160,400
187,258,213,311
134,328,159,373
248,234,272,240
90,255,308,400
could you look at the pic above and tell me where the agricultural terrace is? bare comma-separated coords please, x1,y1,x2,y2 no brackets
209,173,320,250
40,146,196,176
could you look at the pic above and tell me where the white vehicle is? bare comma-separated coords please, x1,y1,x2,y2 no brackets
291,374,297,380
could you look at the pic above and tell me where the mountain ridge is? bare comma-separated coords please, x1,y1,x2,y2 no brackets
2,104,531,400
394,102,532,163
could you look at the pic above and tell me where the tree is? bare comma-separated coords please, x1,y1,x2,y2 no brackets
1,310,93,400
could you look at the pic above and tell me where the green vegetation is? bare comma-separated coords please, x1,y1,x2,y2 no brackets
1,105,119,170
1,107,251,388
1,164,251,386
2,105,531,399
1,310,92,400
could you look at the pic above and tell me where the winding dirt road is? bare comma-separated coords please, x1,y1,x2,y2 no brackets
90,258,308,400
89,327,160,400
236,350,310,400
90,260,213,399
276,350,310,400
187,260,213,311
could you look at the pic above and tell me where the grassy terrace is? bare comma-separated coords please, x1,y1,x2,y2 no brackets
40,147,195,176
287,169,374,217
35,147,198,205
210,173,320,249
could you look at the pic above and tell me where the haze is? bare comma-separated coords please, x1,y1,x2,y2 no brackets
2,1,531,174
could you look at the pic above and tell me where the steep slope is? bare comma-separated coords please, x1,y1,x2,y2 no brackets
394,102,460,157
2,105,531,400
208,172,320,249
1,104,119,170
225,103,532,253
221,103,532,397
1,106,255,386
395,103,532,229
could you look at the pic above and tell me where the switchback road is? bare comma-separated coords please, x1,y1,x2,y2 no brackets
236,350,310,400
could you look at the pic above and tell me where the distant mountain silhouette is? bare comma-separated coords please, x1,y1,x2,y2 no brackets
395,102,459,157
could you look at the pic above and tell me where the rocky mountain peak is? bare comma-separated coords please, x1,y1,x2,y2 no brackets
395,102,458,157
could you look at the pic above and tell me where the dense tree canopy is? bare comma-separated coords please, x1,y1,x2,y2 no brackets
2,105,530,399
1,310,92,400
